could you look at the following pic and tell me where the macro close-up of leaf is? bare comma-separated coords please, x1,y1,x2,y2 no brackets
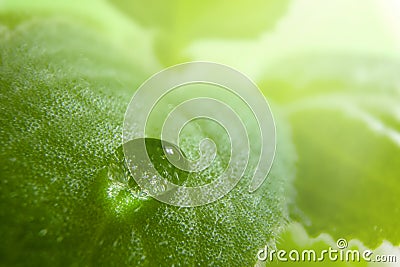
1,0,400,266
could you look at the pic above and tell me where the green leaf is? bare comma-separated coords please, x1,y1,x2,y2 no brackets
261,56,400,248
0,15,295,267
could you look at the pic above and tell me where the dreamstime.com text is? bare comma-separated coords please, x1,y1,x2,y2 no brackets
257,238,397,263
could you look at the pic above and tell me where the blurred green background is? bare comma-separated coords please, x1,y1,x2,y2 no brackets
1,0,399,266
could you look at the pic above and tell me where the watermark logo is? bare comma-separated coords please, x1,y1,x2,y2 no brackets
123,62,276,207
257,238,398,263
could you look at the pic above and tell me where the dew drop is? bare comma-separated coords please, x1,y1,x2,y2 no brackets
124,138,189,186
38,229,48,236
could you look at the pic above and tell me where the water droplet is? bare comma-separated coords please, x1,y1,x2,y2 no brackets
38,229,47,236
139,191,148,198
124,138,189,186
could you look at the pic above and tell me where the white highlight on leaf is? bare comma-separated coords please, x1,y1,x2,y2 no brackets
285,94,400,147
345,105,400,147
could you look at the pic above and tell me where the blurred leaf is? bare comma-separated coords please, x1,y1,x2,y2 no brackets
187,0,399,81
290,106,400,247
108,0,290,64
261,56,400,248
